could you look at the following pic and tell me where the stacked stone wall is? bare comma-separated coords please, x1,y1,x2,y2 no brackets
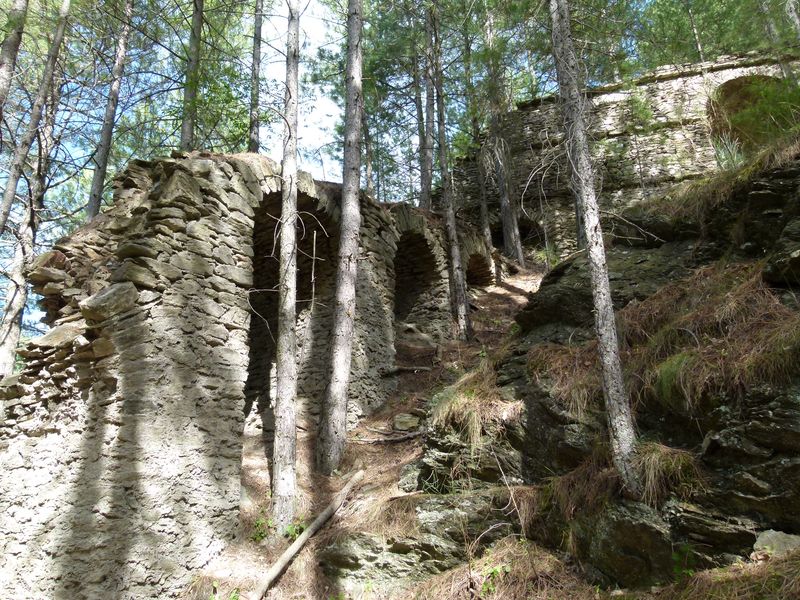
0,153,492,598
455,54,800,257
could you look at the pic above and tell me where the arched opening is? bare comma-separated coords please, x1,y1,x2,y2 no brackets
393,232,437,326
491,214,547,249
393,232,444,366
244,192,338,422
466,253,494,287
708,75,800,161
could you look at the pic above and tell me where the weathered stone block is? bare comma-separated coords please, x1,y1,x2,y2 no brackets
79,282,139,321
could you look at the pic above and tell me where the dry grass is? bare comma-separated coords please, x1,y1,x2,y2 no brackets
657,550,800,600
404,536,604,600
634,441,705,508
637,131,800,229
546,451,620,520
527,341,601,418
431,357,523,451
528,261,800,418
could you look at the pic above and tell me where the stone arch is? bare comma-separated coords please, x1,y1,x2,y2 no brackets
490,213,547,250
393,232,438,324
388,203,452,343
244,188,339,423
707,74,798,154
465,253,494,286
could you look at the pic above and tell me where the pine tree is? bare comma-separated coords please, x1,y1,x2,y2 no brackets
549,0,641,497
87,0,134,219
180,0,204,151
0,0,29,133
316,0,364,474
272,0,301,532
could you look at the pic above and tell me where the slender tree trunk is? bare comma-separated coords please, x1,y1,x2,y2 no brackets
316,0,363,475
0,80,58,377
180,0,204,151
361,106,376,197
484,11,525,266
461,14,492,251
0,0,70,236
272,0,300,532
788,0,800,41
684,1,706,63
0,0,29,130
86,0,134,219
419,10,435,211
758,0,795,81
248,0,263,152
412,55,430,208
549,0,641,497
432,3,471,340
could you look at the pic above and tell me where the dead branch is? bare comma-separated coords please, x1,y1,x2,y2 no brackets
246,469,365,600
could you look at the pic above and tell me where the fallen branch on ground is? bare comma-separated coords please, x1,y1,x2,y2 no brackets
380,365,433,377
352,430,424,444
246,469,365,600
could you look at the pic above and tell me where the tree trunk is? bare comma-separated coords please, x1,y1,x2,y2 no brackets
684,1,706,63
0,0,29,130
180,0,204,151
248,0,263,152
316,0,363,475
758,0,795,81
788,0,800,41
419,10,435,211
461,14,492,252
432,2,471,340
483,11,524,266
548,0,641,497
491,135,525,265
412,54,429,209
272,0,300,532
361,106,376,197
0,0,70,236
0,78,58,377
86,0,134,219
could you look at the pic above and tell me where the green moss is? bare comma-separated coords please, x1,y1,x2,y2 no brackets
653,352,694,412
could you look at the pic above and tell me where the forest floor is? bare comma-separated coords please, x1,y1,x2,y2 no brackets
184,268,544,600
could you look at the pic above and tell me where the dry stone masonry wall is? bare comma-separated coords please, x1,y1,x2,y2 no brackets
0,153,492,598
455,54,800,257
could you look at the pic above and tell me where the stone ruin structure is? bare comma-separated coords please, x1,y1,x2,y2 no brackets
455,53,800,257
0,153,492,598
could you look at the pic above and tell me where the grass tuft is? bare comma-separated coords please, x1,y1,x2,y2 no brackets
634,441,706,508
657,549,800,600
404,535,604,600
636,130,800,231
431,357,523,451
529,261,800,418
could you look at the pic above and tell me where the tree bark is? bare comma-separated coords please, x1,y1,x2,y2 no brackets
0,79,58,377
180,0,204,151
316,0,363,475
419,9,435,211
248,0,263,152
361,106,376,197
271,0,301,532
86,0,134,219
483,10,524,266
461,14,493,252
412,54,430,208
684,1,706,63
788,0,800,41
0,0,29,130
0,0,70,236
758,0,795,81
548,0,641,497
432,2,471,340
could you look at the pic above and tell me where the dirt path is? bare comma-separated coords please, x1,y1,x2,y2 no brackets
185,269,543,600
